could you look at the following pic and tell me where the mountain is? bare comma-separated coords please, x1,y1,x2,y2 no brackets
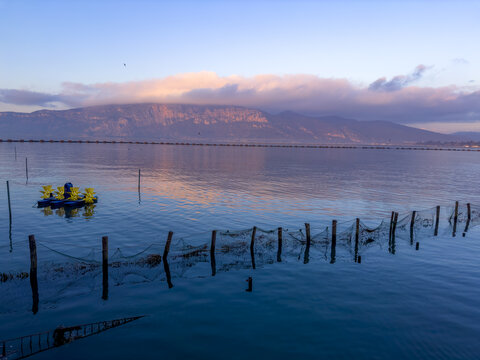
451,132,480,141
0,103,454,144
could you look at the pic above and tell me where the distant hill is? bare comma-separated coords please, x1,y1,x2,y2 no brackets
451,132,480,141
0,103,454,144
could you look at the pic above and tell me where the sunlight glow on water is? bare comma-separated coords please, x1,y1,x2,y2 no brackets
1,143,480,359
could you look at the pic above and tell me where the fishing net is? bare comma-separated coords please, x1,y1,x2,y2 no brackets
2,202,479,314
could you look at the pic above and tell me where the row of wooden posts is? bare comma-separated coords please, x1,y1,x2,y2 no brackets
20,200,472,314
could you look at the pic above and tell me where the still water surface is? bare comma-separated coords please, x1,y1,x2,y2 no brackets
0,143,479,359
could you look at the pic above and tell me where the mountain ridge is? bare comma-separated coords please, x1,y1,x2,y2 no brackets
0,103,454,144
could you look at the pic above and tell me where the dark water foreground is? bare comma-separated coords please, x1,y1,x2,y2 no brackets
1,143,480,359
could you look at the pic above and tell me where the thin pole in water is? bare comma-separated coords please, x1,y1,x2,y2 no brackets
464,203,471,236
210,230,216,276
28,235,39,314
434,206,440,236
25,157,28,181
453,201,459,237
6,181,12,223
354,218,359,262
277,227,282,262
330,220,337,264
102,236,108,300
410,211,416,245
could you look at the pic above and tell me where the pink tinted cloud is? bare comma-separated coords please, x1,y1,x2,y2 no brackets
1,69,479,124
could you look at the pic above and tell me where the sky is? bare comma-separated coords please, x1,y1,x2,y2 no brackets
0,0,479,133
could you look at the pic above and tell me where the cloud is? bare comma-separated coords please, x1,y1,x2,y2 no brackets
0,89,62,107
1,68,480,124
368,65,430,92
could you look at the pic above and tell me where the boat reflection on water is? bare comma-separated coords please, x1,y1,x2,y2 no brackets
40,204,96,219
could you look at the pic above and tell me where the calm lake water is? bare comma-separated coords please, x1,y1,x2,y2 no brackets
1,142,480,359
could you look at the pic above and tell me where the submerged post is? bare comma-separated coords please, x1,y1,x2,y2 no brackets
410,211,416,245
210,230,216,276
250,226,256,269
6,181,12,224
163,231,173,260
163,257,173,289
138,169,141,190
453,201,459,237
389,211,395,246
464,203,471,235
25,157,28,181
102,236,108,300
28,235,39,314
305,223,311,248
277,227,282,262
330,220,337,264
354,218,360,262
434,206,440,236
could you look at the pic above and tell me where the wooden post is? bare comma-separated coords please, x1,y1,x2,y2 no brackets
453,201,459,237
25,157,28,180
416,242,420,250
410,211,416,245
163,231,173,260
102,236,108,300
6,181,12,224
330,220,337,264
464,203,471,235
250,226,256,270
388,211,395,250
246,277,252,292
354,218,360,262
304,223,311,264
210,230,216,276
434,206,440,236
138,169,141,190
305,223,311,248
391,212,398,254
277,227,282,262
163,257,173,288
357,255,362,264
28,235,39,314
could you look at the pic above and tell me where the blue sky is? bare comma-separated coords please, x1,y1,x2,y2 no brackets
1,0,479,132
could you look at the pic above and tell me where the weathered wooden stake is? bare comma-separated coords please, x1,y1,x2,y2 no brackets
464,203,471,235
250,226,256,269
6,181,12,224
391,212,398,254
246,277,252,292
277,227,282,262
162,231,173,260
303,223,311,264
305,223,311,248
28,235,39,314
138,169,141,190
210,230,216,276
102,236,108,300
354,218,360,262
388,211,395,251
163,257,173,288
25,157,28,180
330,220,337,264
434,205,440,236
410,211,416,245
453,201,459,237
